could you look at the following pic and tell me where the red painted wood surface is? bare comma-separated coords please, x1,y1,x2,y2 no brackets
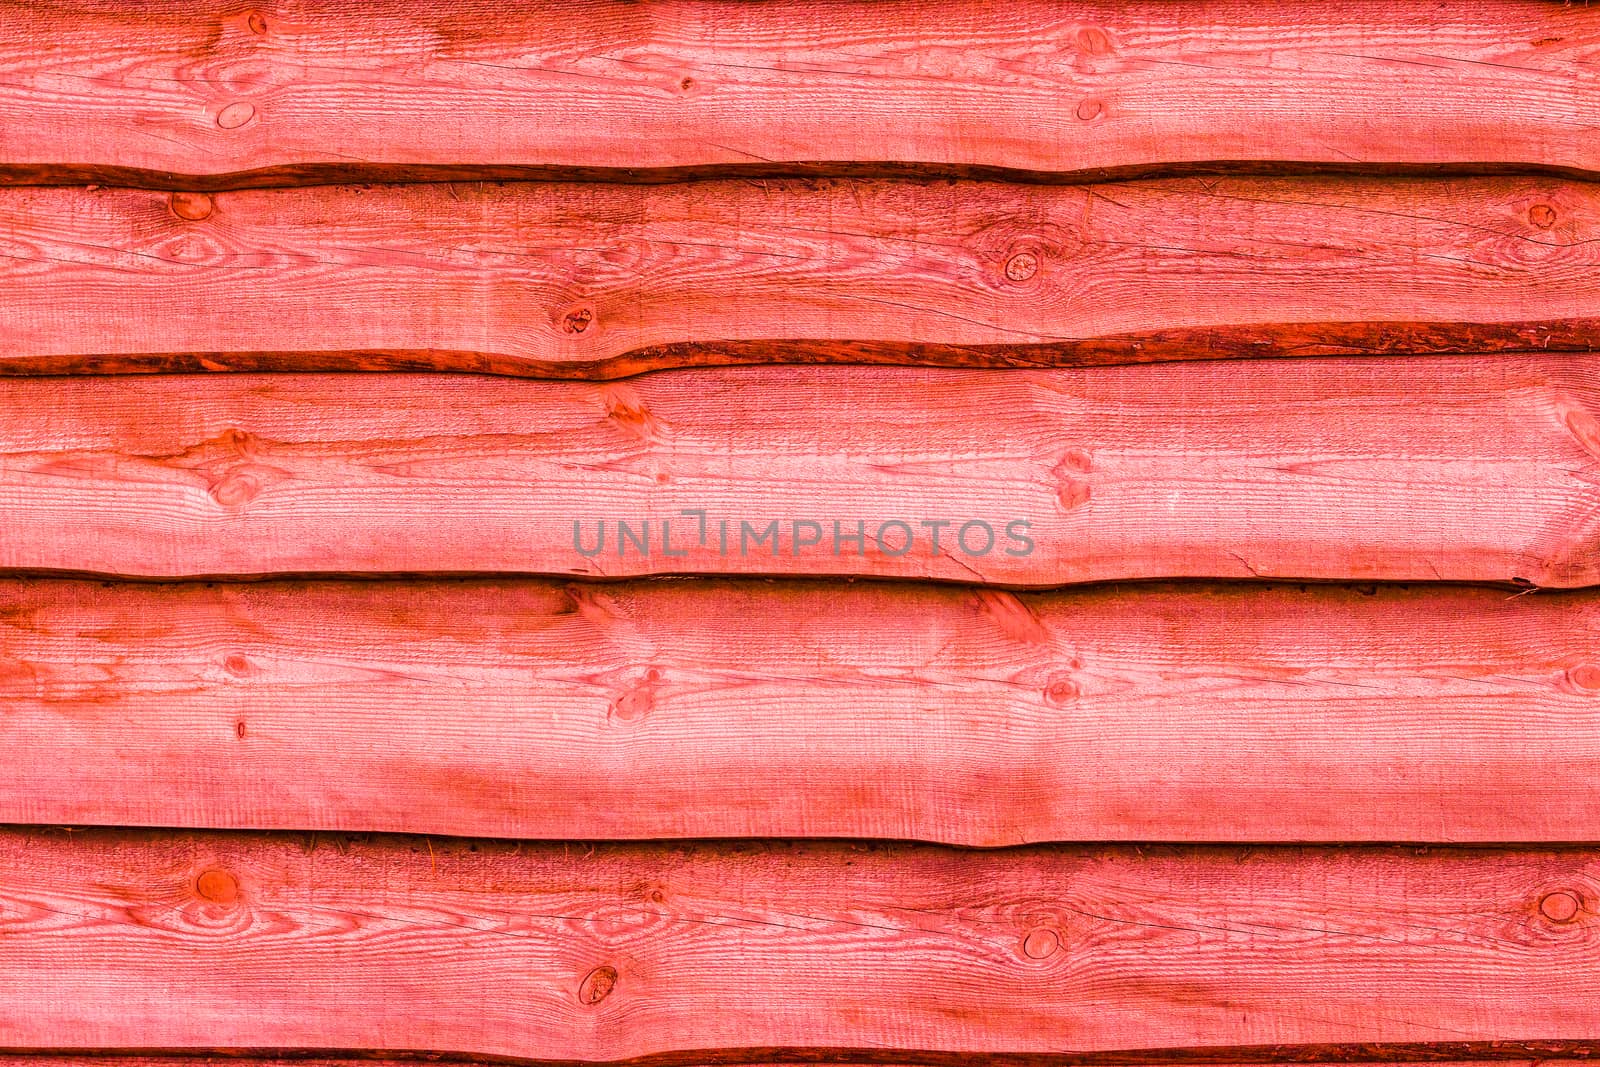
0,577,1597,844
0,831,1593,1059
1,0,1598,184
1,0,1595,1060
0,358,1593,584
1,177,1598,376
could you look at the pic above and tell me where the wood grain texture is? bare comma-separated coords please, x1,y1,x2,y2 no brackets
3,577,1600,843
0,358,1596,584
4,177,1600,376
2,0,1600,183
0,832,1595,1058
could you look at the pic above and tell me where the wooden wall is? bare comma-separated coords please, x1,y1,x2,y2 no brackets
0,0,1597,1064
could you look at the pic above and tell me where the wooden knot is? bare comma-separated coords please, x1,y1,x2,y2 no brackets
1529,203,1557,229
1022,927,1061,959
217,102,256,129
1565,664,1600,693
170,192,213,221
1004,251,1039,282
579,965,618,1005
1076,27,1112,54
563,307,595,334
1058,480,1091,510
1560,401,1600,463
247,11,268,34
1053,450,1092,511
1075,98,1104,122
195,869,239,904
209,473,262,507
1539,890,1582,924
610,668,661,722
1043,672,1079,706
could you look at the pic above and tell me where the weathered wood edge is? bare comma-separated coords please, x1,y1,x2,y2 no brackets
2,322,1598,380
14,161,1600,193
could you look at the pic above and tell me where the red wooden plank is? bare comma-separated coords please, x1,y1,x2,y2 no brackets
0,832,1593,1057
0,0,1597,183
1,577,1597,843
1,177,1598,376
0,358,1593,584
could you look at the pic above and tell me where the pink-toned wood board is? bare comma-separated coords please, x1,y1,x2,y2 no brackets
0,358,1594,584
1,577,1597,844
1,0,1599,183
0,831,1593,1059
1,177,1598,376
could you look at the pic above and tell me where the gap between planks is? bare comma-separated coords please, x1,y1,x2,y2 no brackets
21,160,1600,193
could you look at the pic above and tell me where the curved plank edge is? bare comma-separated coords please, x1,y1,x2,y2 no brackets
2,321,1599,379
12,160,1600,193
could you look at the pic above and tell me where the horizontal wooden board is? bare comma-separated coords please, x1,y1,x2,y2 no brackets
0,832,1594,1058
2,0,1600,183
3,176,1600,376
0,358,1596,584
3,577,1600,843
